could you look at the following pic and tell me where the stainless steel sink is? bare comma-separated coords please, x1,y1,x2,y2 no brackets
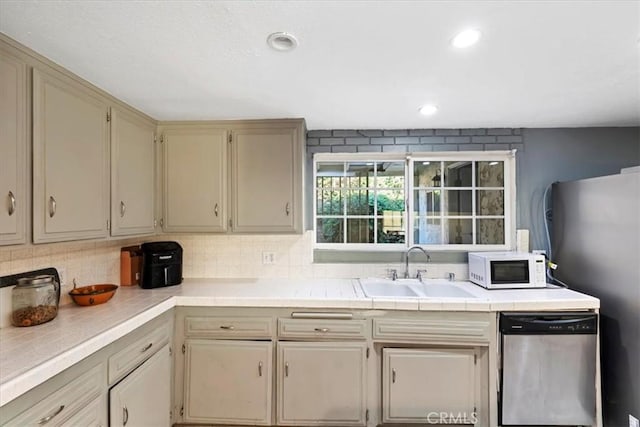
359,278,476,299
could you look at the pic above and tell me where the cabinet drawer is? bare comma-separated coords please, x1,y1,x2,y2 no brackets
278,318,368,340
61,395,106,427
373,314,491,344
108,321,170,384
185,316,274,339
5,364,103,427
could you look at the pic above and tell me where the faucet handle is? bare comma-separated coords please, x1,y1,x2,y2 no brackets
416,269,428,282
388,269,398,281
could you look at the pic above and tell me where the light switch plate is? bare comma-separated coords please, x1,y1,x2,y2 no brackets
262,252,276,265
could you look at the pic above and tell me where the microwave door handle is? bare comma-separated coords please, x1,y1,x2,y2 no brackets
164,266,169,285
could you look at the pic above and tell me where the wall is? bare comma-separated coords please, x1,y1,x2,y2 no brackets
306,127,640,252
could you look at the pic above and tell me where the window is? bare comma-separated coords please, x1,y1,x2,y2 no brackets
314,151,515,251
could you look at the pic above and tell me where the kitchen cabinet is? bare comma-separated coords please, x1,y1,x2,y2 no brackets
277,341,368,426
1,364,107,427
0,49,27,245
231,124,303,233
163,127,228,232
32,67,109,243
382,348,477,424
110,106,156,236
161,119,305,234
183,340,273,425
109,344,171,427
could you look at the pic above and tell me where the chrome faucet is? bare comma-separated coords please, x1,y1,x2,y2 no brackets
404,246,431,279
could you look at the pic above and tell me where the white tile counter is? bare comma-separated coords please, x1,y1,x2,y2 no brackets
0,278,599,407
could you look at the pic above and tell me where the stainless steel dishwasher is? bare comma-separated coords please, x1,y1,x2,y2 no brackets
500,312,598,426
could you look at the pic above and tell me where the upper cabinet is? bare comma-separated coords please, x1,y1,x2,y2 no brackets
232,125,302,233
0,49,27,245
32,67,110,243
162,119,305,234
163,128,228,232
110,107,156,236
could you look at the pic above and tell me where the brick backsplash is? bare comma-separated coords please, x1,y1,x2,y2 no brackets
307,128,523,154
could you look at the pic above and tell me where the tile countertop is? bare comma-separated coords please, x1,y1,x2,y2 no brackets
0,278,599,407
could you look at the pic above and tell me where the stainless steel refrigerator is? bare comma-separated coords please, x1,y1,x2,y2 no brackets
552,168,640,427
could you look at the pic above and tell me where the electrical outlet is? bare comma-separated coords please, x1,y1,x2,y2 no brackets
58,268,66,286
630,414,639,427
262,252,276,265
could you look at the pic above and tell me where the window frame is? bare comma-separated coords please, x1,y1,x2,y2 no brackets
313,151,516,252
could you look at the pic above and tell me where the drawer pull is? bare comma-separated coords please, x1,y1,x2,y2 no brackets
48,196,56,218
38,405,64,425
314,327,330,333
392,368,397,383
285,362,289,377
258,361,263,377
141,343,153,352
123,406,129,426
220,325,235,330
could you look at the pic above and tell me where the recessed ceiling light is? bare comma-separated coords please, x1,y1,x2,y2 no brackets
451,29,481,48
267,32,298,51
419,105,438,116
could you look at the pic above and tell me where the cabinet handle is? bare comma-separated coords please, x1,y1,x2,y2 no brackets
214,203,219,217
314,327,330,333
219,325,235,330
258,361,263,377
48,196,56,218
7,191,16,216
38,405,65,425
123,406,129,426
392,368,396,383
285,202,290,216
141,342,153,352
120,201,126,217
285,362,289,377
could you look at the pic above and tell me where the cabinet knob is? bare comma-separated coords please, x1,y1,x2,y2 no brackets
38,405,64,425
314,327,330,333
285,362,289,377
7,191,16,216
285,202,291,216
48,196,56,218
214,203,219,217
258,361,263,377
120,201,126,217
392,368,397,383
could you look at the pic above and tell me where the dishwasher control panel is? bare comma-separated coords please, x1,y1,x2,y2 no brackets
500,312,598,334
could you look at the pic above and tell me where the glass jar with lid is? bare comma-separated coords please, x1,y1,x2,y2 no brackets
11,275,60,327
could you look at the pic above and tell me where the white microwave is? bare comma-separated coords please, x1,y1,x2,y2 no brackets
468,252,547,289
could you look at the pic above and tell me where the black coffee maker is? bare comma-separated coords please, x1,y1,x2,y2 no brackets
140,241,183,289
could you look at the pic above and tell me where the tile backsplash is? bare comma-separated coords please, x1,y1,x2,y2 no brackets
0,231,467,327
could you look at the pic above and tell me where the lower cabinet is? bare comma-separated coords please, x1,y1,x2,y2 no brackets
382,348,478,425
109,344,171,427
183,339,273,425
1,363,107,427
277,341,368,426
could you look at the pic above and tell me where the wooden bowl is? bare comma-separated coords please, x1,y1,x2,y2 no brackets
69,284,118,306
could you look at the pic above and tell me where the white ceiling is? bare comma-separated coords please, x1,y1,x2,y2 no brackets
1,0,639,129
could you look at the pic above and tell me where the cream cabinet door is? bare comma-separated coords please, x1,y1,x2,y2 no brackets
109,344,171,427
0,50,27,245
110,107,155,236
32,68,109,243
232,125,302,233
382,348,477,424
163,128,227,232
277,342,367,426
183,340,272,425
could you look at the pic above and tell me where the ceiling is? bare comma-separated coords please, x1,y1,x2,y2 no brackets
1,0,639,130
